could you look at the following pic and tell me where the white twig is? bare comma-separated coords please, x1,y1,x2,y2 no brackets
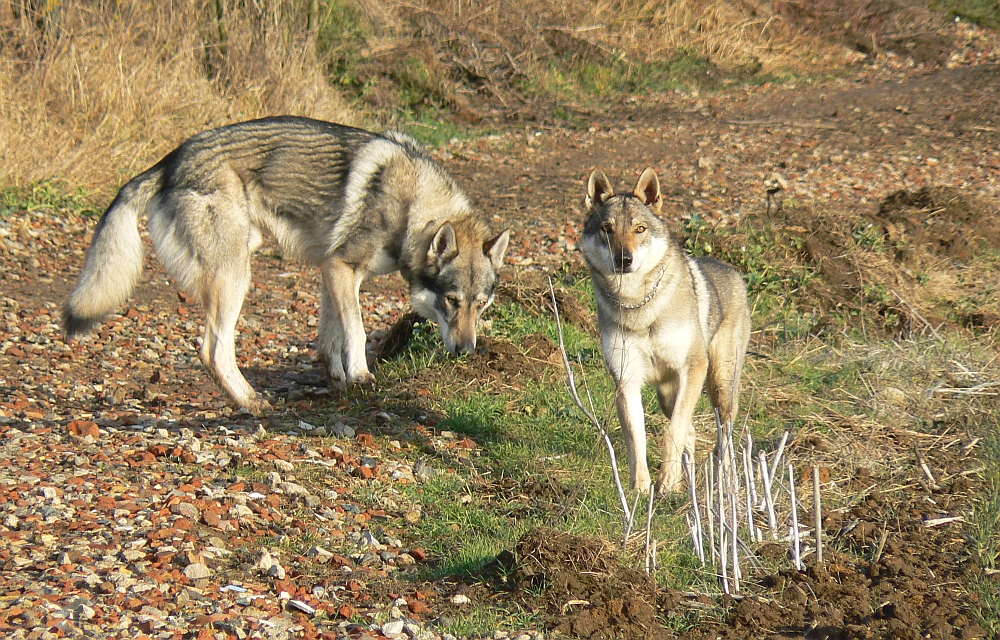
623,492,641,549
742,445,755,535
730,463,741,592
769,431,789,484
758,451,778,538
549,279,632,525
914,443,941,490
813,465,823,564
745,433,759,507
644,486,656,574
718,455,729,594
706,459,717,565
789,463,801,571
683,452,705,565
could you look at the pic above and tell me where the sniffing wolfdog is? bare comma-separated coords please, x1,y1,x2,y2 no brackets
64,116,510,413
581,167,751,494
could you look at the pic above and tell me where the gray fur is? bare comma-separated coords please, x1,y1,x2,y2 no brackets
581,167,751,495
64,116,509,413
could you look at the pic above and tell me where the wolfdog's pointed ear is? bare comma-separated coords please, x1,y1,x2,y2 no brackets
633,167,662,214
428,222,459,265
484,229,510,271
585,169,614,209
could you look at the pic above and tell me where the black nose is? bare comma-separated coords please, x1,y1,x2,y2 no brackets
615,251,633,271
454,340,475,355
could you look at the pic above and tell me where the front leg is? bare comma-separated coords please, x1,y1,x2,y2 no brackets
616,380,651,494
320,258,373,386
656,358,709,493
605,332,652,494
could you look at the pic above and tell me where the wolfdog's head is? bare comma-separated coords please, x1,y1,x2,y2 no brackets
411,221,510,355
581,167,670,277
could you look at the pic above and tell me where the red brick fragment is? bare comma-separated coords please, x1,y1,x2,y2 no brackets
67,420,100,439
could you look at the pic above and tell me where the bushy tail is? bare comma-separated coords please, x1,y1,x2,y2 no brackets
63,168,162,338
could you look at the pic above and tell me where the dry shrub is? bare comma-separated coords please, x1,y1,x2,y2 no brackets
368,0,844,91
0,1,356,194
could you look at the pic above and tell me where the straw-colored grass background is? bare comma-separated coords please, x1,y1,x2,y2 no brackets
0,0,847,194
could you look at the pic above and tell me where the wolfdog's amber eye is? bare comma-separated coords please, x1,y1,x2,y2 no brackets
601,222,613,233
635,225,647,233
445,296,460,307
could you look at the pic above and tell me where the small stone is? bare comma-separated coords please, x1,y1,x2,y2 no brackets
274,459,295,473
306,546,334,563
171,502,200,520
359,530,382,548
279,481,310,497
268,562,286,580
202,511,222,528
288,599,316,615
697,156,714,170
413,459,434,482
450,594,471,605
71,602,97,621
382,620,405,636
67,420,100,439
331,422,355,439
257,549,275,571
184,563,212,580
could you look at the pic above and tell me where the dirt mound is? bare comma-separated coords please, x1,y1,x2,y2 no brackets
718,482,986,640
375,311,422,361
454,333,560,383
772,187,1000,335
505,528,676,640
876,187,1000,267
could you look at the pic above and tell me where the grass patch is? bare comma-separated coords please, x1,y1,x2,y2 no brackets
0,180,99,219
969,421,1000,634
928,0,1000,27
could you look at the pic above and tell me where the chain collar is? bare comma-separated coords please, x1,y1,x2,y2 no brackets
603,266,666,310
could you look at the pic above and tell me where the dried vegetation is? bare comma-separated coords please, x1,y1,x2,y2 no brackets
1,0,854,194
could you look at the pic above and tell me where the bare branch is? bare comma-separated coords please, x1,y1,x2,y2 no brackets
549,278,632,525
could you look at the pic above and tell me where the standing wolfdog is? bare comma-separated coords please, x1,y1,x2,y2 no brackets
64,116,510,413
581,167,751,494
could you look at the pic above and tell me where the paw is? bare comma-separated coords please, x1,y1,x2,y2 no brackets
655,465,683,495
241,398,274,415
632,473,653,495
348,371,376,386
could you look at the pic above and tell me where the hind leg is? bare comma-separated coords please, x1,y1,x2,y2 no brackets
707,317,751,428
199,267,269,413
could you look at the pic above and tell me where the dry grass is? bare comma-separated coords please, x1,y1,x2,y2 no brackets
0,1,356,195
0,0,849,194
